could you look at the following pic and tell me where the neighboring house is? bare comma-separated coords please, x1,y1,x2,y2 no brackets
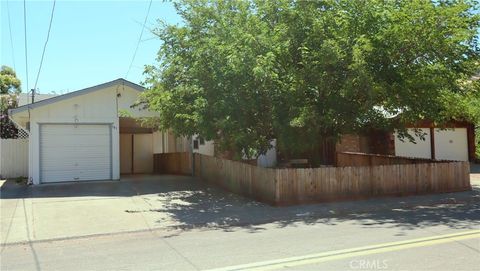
192,135,215,156
191,120,474,168
17,93,57,106
191,136,277,167
9,79,188,185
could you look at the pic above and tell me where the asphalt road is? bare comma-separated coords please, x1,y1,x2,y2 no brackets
1,202,479,271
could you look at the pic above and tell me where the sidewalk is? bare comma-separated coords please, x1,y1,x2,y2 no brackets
1,173,479,246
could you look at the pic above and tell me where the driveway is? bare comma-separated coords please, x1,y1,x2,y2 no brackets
1,175,267,245
2,170,479,246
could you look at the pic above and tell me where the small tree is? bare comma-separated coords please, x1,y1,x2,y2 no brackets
0,65,22,139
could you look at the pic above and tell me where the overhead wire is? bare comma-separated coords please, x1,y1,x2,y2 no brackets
23,0,29,91
33,0,57,91
125,0,153,79
6,0,16,71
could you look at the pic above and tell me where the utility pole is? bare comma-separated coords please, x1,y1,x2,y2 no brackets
30,88,35,103
189,136,195,177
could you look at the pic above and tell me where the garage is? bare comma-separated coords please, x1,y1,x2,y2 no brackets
7,79,163,185
394,122,475,162
7,79,192,185
434,128,469,161
40,124,112,183
394,128,432,159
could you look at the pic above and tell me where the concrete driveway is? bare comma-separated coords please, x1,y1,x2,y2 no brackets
1,175,272,245
2,170,480,246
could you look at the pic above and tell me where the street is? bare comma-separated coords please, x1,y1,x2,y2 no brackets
2,174,479,271
1,0,479,269
1,203,479,271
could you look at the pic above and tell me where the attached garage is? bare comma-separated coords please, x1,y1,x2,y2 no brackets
8,79,162,185
40,124,112,183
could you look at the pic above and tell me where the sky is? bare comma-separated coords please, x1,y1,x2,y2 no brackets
1,0,181,95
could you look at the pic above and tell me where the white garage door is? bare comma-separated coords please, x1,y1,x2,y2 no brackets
434,128,468,161
394,128,432,159
40,124,112,183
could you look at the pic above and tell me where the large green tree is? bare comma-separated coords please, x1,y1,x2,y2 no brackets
0,65,22,138
141,0,480,160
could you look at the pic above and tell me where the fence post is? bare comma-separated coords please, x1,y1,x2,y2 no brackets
189,136,195,176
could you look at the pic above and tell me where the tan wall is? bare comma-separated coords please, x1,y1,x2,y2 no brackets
120,133,153,174
152,131,189,154
133,134,153,173
120,134,133,174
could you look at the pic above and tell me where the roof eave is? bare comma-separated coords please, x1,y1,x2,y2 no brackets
8,78,144,116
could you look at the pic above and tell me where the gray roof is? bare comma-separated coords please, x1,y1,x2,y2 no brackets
9,78,144,115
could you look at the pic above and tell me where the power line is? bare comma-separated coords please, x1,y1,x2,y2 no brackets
23,0,29,91
33,0,56,91
125,0,153,79
6,0,16,71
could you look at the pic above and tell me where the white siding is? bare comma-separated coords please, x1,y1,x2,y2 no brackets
27,86,121,184
0,139,28,178
257,139,277,168
394,128,431,159
9,81,193,184
193,136,215,156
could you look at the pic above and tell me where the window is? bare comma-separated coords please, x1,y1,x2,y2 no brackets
199,137,205,145
193,139,199,150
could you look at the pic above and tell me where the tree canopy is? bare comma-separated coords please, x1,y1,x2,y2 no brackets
141,0,480,159
0,65,22,138
0,66,21,95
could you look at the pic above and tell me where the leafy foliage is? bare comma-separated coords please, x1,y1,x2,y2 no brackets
141,0,480,159
0,66,22,138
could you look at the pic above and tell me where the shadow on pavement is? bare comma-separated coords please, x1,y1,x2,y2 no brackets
0,175,204,199
2,174,479,236
142,179,480,235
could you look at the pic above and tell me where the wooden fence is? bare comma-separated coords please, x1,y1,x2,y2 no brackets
336,152,449,167
194,154,278,203
153,152,192,175
0,139,28,179
154,152,471,205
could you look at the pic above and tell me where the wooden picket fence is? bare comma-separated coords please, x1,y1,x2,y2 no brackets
154,152,471,205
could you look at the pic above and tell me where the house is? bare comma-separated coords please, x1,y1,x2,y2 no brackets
17,93,57,106
189,120,474,168
8,79,188,184
191,136,278,167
